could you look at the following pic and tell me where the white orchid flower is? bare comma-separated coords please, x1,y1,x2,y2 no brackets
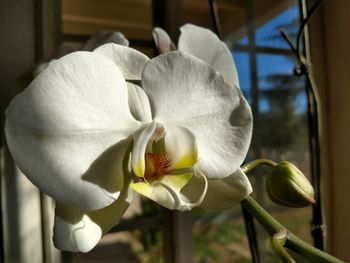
5,24,252,252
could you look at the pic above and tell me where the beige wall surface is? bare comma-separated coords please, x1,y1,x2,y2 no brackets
309,0,350,261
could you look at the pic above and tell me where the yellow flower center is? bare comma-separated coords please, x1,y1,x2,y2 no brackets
144,153,172,182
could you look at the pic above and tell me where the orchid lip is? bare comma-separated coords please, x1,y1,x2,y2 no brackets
143,152,172,182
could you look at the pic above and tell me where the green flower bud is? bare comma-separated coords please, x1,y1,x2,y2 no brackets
266,161,315,207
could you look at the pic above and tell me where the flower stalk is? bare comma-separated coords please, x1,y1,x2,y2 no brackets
241,159,343,262
241,159,277,173
241,196,343,262
270,229,295,263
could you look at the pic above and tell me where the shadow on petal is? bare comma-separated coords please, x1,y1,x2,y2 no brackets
81,138,131,193
180,170,207,206
229,94,252,128
54,178,132,252
55,203,84,224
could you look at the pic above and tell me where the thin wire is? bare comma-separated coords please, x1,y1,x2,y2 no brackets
242,205,261,263
280,0,325,250
296,0,324,58
280,0,323,62
300,0,325,250
208,0,222,38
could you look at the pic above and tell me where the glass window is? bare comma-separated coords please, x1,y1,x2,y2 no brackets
255,6,300,49
193,1,312,262
233,51,251,102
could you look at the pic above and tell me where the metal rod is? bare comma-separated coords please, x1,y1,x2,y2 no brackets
242,205,261,263
244,1,263,261
208,0,222,38
298,0,325,250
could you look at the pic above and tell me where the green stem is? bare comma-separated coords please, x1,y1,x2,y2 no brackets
241,159,277,173
241,196,344,262
270,229,295,263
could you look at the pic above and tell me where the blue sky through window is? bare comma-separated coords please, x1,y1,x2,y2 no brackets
232,5,307,113
233,52,250,95
257,54,295,89
239,5,300,48
255,5,299,48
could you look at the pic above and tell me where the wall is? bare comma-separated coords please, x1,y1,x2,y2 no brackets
309,0,350,261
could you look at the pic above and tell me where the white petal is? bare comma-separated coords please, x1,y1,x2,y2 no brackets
5,51,140,210
131,122,156,177
178,24,239,87
131,121,164,177
152,27,176,54
178,168,208,210
127,82,152,123
163,124,198,170
200,168,252,209
130,181,177,210
94,43,149,80
53,181,132,252
142,52,252,179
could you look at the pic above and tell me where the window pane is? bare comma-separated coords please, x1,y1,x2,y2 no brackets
255,6,300,49
233,51,251,102
195,0,313,262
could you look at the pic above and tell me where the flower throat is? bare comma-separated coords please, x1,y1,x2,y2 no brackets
144,153,172,181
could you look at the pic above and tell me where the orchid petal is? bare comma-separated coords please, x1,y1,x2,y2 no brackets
131,122,156,177
162,168,208,211
178,24,239,87
130,181,175,209
161,172,193,190
152,27,177,54
53,180,132,252
177,168,209,210
130,169,207,211
176,168,209,208
163,124,198,170
94,43,149,80
180,169,251,209
142,52,252,180
201,168,252,209
5,51,140,210
127,82,152,123
131,121,165,177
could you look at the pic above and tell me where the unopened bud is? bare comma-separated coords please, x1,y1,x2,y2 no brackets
266,161,315,207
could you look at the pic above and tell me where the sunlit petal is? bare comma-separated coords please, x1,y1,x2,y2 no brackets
94,43,149,80
142,51,252,180
178,24,239,87
5,51,140,210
